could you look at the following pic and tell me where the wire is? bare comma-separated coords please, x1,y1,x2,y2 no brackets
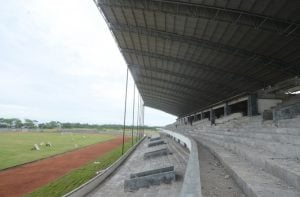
122,68,129,155
136,93,140,142
131,83,135,146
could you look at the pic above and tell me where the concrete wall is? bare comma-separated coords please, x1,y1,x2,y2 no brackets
257,99,282,114
160,129,202,197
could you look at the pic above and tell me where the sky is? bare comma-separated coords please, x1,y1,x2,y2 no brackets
0,0,176,126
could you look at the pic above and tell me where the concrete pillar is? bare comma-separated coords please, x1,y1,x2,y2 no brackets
200,112,204,120
224,102,231,116
248,94,258,116
210,108,215,125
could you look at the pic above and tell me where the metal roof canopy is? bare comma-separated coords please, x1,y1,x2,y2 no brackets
95,0,300,117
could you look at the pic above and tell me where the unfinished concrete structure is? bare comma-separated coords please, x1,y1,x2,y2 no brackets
92,0,300,196
88,135,190,196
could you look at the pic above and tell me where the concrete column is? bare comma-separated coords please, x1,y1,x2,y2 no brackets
224,102,231,116
210,108,215,125
248,94,258,116
200,112,204,120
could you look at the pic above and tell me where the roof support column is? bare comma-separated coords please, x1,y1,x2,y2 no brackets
210,108,215,125
248,94,258,116
224,102,231,116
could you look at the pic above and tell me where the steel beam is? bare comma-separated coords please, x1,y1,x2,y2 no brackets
138,84,206,105
97,0,299,38
143,94,198,110
144,97,197,115
132,72,219,99
111,23,298,75
137,80,210,102
123,48,269,86
125,50,260,92
144,95,183,108
128,64,240,92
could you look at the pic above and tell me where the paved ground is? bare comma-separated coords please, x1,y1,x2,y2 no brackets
89,135,189,197
196,141,245,197
0,136,127,197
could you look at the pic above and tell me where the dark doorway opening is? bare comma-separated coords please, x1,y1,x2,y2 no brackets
229,100,248,116
214,107,225,119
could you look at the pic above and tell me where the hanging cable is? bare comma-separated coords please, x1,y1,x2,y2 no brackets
136,94,140,142
142,101,144,137
122,68,129,155
139,95,143,139
141,100,145,137
131,83,135,146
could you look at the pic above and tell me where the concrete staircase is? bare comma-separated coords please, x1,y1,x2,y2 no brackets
168,115,300,197
273,95,300,121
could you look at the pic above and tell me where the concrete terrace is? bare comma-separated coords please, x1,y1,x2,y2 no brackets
167,114,300,197
88,135,189,197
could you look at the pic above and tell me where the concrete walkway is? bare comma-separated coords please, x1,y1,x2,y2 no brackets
88,136,189,197
195,140,245,197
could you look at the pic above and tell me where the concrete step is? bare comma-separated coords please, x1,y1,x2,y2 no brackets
167,139,189,161
278,120,300,128
193,137,300,197
193,134,300,192
275,128,300,135
200,132,300,159
208,127,300,135
201,130,300,146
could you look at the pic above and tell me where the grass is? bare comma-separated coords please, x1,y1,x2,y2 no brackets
26,138,137,197
0,132,114,170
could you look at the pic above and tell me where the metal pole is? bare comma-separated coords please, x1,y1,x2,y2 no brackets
136,94,140,142
131,84,135,146
122,68,129,155
142,102,145,137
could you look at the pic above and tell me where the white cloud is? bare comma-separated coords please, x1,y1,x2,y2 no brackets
0,0,176,126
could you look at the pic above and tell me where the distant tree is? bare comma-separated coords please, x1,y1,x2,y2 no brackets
0,118,8,128
46,121,60,129
12,118,23,128
24,119,35,129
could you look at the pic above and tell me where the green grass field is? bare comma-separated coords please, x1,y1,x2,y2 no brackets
27,139,136,197
0,132,114,170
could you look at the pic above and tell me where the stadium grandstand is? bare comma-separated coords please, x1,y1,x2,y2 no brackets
66,1,300,196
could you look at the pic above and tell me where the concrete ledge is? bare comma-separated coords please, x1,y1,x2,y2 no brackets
130,166,174,178
63,137,145,197
215,112,243,124
124,171,176,192
148,140,166,147
150,136,161,141
144,148,171,159
160,129,202,197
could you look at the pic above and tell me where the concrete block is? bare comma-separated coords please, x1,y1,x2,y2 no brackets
124,168,175,192
148,140,166,147
143,148,171,159
263,109,273,120
150,136,161,141
130,166,174,179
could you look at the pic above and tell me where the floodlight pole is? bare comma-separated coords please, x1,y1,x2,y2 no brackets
122,68,129,155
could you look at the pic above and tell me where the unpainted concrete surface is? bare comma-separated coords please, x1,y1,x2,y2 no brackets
197,143,245,197
88,136,189,197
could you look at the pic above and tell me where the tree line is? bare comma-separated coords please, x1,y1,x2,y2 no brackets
0,118,156,130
